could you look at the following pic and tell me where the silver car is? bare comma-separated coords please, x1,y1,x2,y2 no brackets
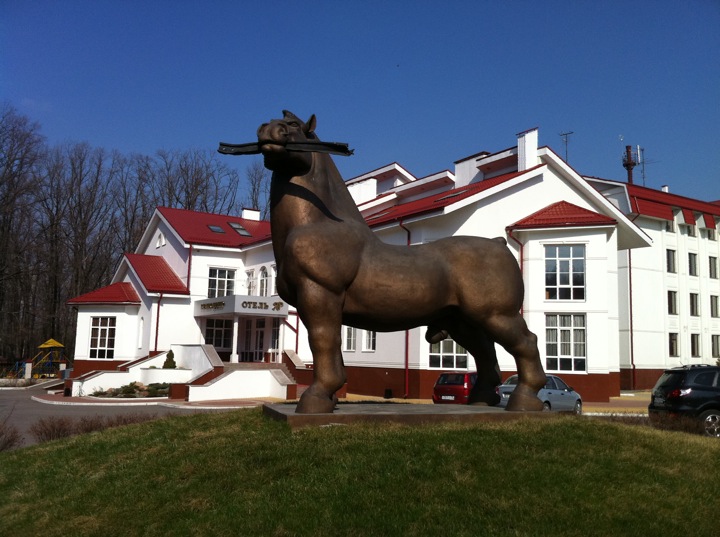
498,374,582,414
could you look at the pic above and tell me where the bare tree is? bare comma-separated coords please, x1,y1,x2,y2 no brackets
0,104,44,363
242,158,271,219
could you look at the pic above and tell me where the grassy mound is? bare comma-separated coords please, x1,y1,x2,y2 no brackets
0,410,717,536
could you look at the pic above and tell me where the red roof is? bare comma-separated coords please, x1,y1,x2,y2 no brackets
125,254,189,295
157,206,272,247
625,183,720,226
67,282,141,305
510,201,616,230
364,166,541,227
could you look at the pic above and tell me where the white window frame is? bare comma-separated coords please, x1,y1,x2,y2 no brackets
259,266,269,297
429,338,468,369
544,245,586,301
246,270,256,296
545,313,586,372
362,330,376,352
688,253,698,276
669,333,679,357
667,290,678,315
205,318,233,349
710,256,718,279
690,293,700,317
342,326,356,352
691,333,701,357
208,268,235,298
90,317,116,359
666,249,677,273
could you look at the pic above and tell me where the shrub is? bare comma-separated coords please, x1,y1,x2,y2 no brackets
162,350,176,369
0,412,23,451
29,417,76,443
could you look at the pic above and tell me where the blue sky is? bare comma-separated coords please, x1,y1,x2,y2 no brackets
3,1,719,201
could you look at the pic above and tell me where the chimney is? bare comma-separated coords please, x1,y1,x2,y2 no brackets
622,145,636,184
661,185,669,193
241,208,260,221
517,128,538,171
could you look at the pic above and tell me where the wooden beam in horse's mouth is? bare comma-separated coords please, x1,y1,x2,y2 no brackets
217,140,354,157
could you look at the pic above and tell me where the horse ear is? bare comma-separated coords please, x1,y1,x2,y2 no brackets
282,110,300,121
305,114,317,134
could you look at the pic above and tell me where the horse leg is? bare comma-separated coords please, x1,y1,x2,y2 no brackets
446,321,501,406
295,285,346,414
483,313,545,411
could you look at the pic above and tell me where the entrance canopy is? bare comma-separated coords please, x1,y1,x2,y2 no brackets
194,295,289,318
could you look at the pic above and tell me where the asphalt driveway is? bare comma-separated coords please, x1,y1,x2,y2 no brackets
0,383,216,449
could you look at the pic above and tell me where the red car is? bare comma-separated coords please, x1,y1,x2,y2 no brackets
432,372,478,404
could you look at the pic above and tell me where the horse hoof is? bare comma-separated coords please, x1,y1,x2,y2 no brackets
295,390,337,414
505,387,544,412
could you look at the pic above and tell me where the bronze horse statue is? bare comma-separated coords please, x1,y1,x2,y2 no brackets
220,111,546,414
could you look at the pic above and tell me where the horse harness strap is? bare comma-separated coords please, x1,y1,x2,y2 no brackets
217,140,354,157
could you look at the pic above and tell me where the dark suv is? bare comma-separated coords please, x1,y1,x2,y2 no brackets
648,365,720,437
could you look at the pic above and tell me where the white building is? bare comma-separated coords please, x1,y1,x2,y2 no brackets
66,128,719,402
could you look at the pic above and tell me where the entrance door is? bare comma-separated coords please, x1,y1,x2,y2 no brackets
240,318,266,362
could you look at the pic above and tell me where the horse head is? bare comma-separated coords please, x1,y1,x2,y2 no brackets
257,110,317,176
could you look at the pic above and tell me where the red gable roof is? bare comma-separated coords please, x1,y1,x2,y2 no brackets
510,201,616,230
67,282,141,305
625,183,719,226
364,166,541,227
125,254,189,295
157,206,272,247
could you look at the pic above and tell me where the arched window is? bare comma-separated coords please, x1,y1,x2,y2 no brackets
259,267,269,297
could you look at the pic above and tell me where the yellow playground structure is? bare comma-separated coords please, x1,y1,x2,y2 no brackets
1,339,70,379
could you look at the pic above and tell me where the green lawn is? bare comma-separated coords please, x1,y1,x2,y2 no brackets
1,409,717,537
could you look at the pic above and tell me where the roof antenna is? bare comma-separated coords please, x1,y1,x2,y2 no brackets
559,131,574,163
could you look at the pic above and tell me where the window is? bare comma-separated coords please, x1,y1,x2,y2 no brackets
712,335,720,359
666,249,676,273
90,317,116,359
691,334,700,357
688,253,698,276
255,319,265,359
711,295,719,318
228,221,251,236
205,319,232,349
545,314,586,372
259,267,269,297
708,228,717,241
208,224,225,233
690,293,700,316
208,268,235,298
429,338,468,369
271,318,280,350
272,265,278,295
544,245,585,300
665,220,675,233
710,256,718,279
363,330,376,352
667,291,678,315
246,270,256,295
342,326,356,351
155,232,166,248
682,224,696,237
669,333,679,357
